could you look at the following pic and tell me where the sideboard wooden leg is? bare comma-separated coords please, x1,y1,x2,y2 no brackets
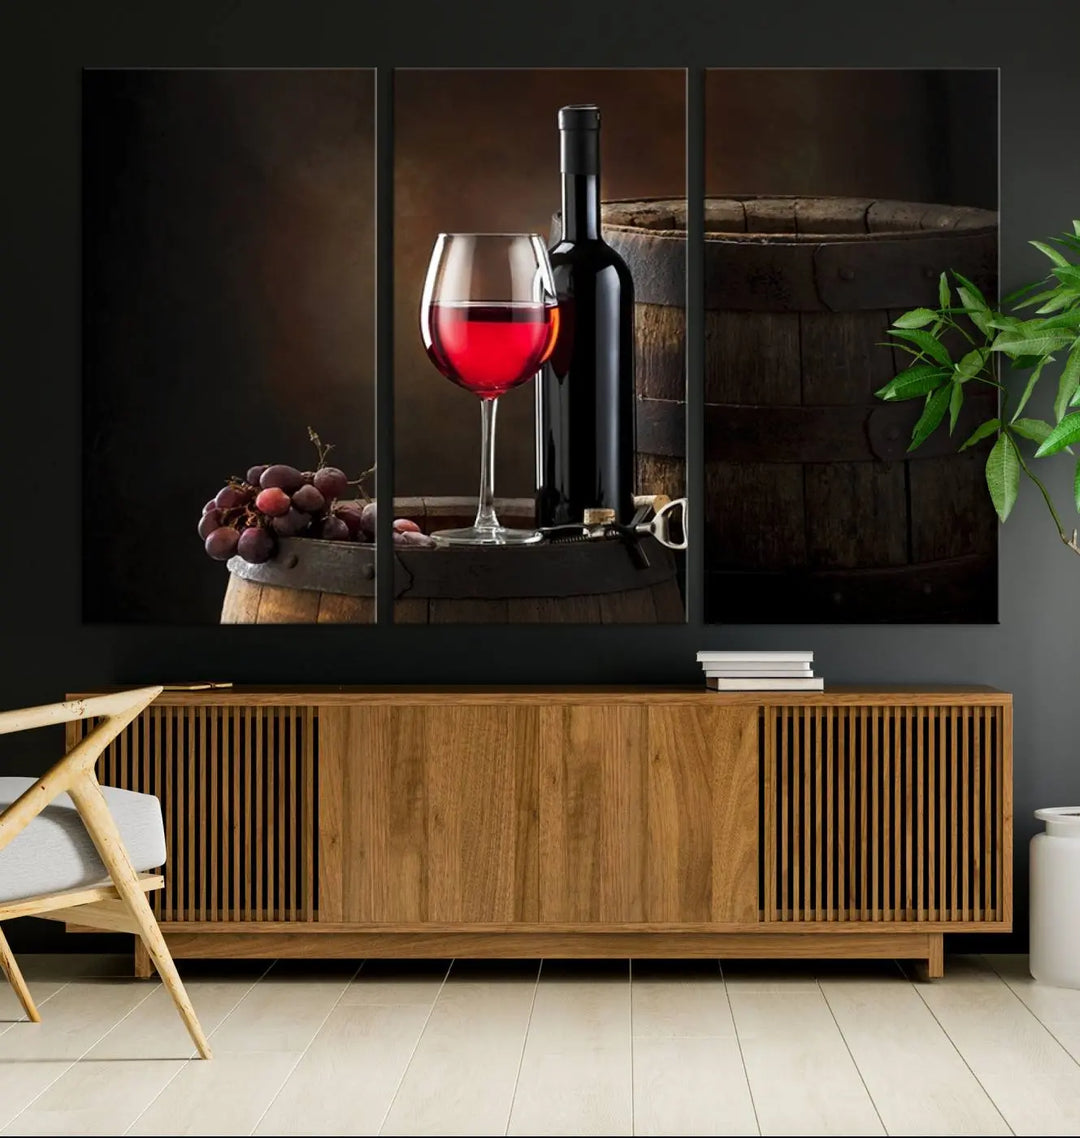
912,934,945,981
927,933,945,979
134,935,151,979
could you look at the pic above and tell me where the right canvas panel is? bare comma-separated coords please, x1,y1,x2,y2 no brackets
704,69,999,623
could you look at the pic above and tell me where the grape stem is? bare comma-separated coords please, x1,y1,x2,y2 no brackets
349,463,376,499
308,426,334,469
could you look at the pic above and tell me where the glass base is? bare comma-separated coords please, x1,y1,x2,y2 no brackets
431,525,541,547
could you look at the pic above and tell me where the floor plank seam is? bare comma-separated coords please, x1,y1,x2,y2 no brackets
816,975,888,1136
503,958,543,1137
718,959,762,1137
983,954,1080,1077
906,960,1016,1136
376,958,453,1135
121,960,274,1137
249,957,365,1135
4,975,162,1135
628,959,636,1137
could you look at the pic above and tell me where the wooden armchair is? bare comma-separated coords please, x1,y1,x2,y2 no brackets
0,687,211,1059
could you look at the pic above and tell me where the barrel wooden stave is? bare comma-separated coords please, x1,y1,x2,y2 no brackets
604,195,999,624
221,576,375,625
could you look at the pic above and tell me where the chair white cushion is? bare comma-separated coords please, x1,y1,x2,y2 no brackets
0,777,166,904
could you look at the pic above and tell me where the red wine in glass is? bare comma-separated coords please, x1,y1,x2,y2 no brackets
419,233,560,546
425,302,560,399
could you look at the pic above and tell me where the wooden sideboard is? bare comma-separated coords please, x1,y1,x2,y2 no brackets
67,685,1012,978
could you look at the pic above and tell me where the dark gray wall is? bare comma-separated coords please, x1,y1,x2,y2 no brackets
2,0,1078,951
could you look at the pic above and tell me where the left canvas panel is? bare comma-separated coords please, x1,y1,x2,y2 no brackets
83,69,377,624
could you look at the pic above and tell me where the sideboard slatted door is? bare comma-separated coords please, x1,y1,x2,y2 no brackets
74,704,319,923
761,701,1009,927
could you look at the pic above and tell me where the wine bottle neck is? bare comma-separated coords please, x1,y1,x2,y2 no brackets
562,173,600,241
559,119,600,241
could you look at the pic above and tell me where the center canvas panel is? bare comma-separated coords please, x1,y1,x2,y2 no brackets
392,68,688,624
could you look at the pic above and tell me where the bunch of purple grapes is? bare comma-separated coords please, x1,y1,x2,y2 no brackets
199,462,435,565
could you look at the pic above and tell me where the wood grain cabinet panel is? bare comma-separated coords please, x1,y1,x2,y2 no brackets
539,704,758,924
318,704,539,923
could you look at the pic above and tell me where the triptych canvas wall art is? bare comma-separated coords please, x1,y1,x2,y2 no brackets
82,67,999,626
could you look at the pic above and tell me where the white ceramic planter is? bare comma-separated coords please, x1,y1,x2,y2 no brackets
1030,807,1080,988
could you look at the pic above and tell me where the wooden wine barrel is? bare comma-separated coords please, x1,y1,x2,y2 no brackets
602,196,1000,623
220,497,684,624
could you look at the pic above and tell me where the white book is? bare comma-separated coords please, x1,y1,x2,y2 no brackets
697,650,814,663
705,664,814,673
703,662,812,674
706,677,824,691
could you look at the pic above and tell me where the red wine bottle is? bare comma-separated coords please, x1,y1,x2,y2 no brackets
536,104,635,526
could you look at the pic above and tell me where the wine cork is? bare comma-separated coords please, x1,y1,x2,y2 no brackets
583,508,616,526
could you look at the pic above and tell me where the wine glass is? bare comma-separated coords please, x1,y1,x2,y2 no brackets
420,233,560,545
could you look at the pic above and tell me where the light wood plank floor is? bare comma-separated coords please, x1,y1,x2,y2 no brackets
0,953,1075,1135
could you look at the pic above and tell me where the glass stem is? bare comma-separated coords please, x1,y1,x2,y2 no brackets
474,396,499,532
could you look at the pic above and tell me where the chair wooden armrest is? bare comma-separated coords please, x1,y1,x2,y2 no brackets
0,687,162,855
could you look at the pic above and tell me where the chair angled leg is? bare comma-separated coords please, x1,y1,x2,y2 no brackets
0,926,40,1023
68,776,212,1059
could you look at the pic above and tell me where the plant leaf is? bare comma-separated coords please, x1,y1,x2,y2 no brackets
991,333,1073,357
887,328,952,366
1010,356,1050,421
1003,278,1050,307
952,276,992,335
958,294,992,334
951,272,988,309
1014,286,1067,310
954,349,985,383
909,384,952,452
985,434,1020,523
949,381,964,434
892,308,938,329
1074,220,1080,238
1010,354,1044,371
1054,344,1080,422
1037,311,1080,333
1036,292,1080,315
1031,239,1070,267
960,418,1000,451
875,364,949,401
1052,265,1080,288
1009,418,1054,444
1035,412,1080,457
939,271,950,309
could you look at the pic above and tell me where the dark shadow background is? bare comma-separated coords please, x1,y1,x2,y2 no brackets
2,0,1078,955
705,69,998,204
394,68,685,499
83,69,375,623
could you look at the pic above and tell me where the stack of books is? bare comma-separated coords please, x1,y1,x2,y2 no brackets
696,650,823,691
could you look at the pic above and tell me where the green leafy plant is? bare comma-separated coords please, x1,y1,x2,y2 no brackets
876,219,1080,558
